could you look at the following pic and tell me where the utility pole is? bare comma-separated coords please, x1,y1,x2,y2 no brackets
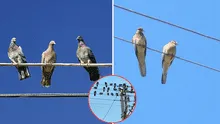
120,83,136,120
120,92,125,119
121,83,127,119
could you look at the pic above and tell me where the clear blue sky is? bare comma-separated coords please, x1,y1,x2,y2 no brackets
115,0,220,124
89,75,135,123
0,0,112,124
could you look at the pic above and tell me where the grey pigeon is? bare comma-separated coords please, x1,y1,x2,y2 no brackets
161,40,177,84
132,27,147,77
76,36,100,81
8,37,31,80
41,40,56,87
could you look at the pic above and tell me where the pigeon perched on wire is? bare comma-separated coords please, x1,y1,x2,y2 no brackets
103,87,106,92
41,40,56,87
132,27,147,77
111,93,114,96
94,91,96,96
161,40,177,84
76,36,100,81
96,82,99,87
8,37,31,80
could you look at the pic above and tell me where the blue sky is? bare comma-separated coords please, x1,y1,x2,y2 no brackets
88,75,135,123
115,0,220,124
0,0,112,124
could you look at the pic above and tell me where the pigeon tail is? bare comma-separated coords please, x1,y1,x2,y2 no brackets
24,68,31,78
161,73,167,84
89,71,100,82
41,72,52,87
41,78,51,88
138,60,146,77
18,67,30,80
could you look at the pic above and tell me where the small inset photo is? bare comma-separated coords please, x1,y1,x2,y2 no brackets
88,75,137,123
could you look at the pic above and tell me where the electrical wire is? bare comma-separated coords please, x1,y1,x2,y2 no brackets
0,93,88,98
114,36,220,72
90,97,135,102
102,96,118,120
114,4,220,42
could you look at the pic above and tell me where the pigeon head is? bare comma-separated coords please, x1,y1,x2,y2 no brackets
76,36,86,47
11,37,16,43
76,36,84,42
137,27,144,33
170,40,178,46
49,40,56,46
138,27,144,31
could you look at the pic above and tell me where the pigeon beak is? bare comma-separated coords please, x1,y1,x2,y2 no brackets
76,36,80,41
76,38,80,42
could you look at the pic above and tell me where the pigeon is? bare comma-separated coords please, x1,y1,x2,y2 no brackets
132,27,147,77
8,37,31,80
161,40,177,84
76,36,100,81
94,91,96,96
41,40,56,87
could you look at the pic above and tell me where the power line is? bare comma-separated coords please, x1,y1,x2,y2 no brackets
0,63,112,67
89,103,121,106
0,93,88,98
102,96,118,120
90,102,121,106
90,97,120,101
90,97,135,102
90,93,135,96
114,36,220,72
114,4,220,42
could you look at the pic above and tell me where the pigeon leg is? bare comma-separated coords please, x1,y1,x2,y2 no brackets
87,59,91,67
12,60,17,64
79,59,84,65
11,61,19,68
